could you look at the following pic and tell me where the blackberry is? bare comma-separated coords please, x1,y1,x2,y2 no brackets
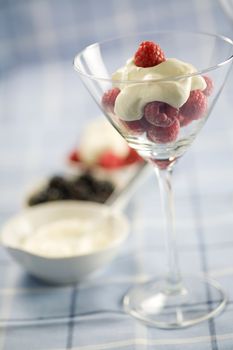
49,175,66,188
90,180,115,203
27,172,115,206
47,187,65,201
28,190,49,206
48,175,72,199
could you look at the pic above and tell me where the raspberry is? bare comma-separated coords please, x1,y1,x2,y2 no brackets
180,90,207,121
122,118,149,134
178,113,192,127
144,101,161,123
68,150,80,163
134,41,165,68
146,113,180,143
98,151,124,169
202,76,214,96
123,148,142,165
144,101,178,125
165,104,179,119
102,88,120,112
143,101,179,142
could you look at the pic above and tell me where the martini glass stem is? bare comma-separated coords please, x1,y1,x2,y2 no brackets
154,165,181,290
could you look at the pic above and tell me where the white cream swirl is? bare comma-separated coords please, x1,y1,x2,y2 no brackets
112,58,206,121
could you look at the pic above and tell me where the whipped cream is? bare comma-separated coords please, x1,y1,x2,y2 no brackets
79,118,129,165
112,58,206,121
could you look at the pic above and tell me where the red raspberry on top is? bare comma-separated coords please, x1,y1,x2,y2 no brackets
102,87,120,112
202,76,214,97
134,41,165,68
180,90,207,121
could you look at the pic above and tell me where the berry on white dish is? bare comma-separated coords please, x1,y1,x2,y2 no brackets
67,118,143,187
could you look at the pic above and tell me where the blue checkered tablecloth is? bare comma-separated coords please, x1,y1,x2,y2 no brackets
1,0,233,349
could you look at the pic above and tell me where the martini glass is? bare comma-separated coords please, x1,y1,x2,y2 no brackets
74,31,233,328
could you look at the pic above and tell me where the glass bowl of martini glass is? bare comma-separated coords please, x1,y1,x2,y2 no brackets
74,31,233,329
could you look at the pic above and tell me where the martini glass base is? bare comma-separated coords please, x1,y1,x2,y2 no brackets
123,276,227,329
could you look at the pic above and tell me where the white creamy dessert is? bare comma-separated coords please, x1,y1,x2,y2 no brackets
78,118,129,165
112,58,206,121
22,219,112,258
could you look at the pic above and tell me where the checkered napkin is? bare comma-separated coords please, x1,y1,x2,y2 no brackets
1,0,233,349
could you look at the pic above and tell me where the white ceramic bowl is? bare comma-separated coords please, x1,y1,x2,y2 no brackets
0,201,129,285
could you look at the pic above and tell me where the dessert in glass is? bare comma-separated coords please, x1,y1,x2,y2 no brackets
74,31,233,328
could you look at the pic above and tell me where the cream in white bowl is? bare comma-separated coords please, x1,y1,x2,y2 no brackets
22,218,114,258
1,201,129,285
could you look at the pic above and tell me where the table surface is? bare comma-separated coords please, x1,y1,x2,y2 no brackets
1,0,233,349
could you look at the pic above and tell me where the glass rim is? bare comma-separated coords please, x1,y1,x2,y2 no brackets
73,30,233,84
